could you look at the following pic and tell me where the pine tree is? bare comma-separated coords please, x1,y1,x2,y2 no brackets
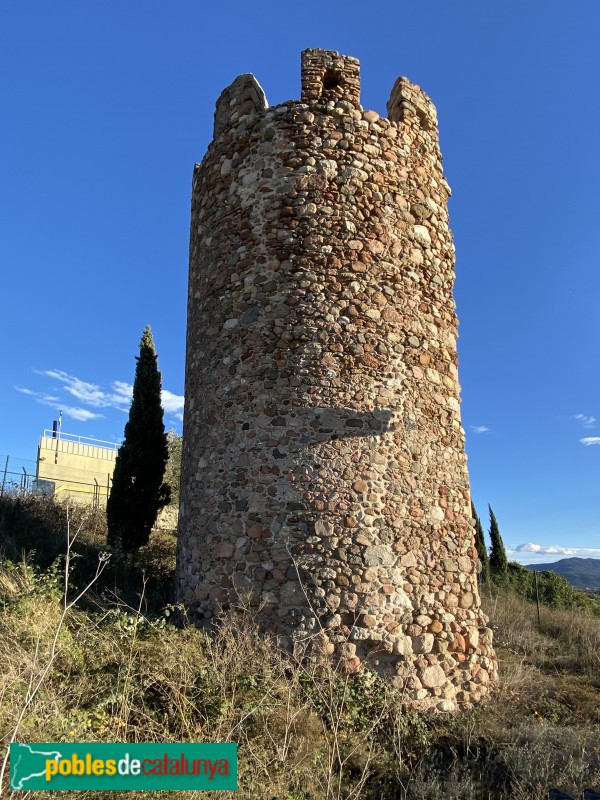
488,504,508,575
107,326,170,551
471,500,490,582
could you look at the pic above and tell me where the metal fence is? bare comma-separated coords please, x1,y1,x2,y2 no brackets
0,454,112,509
0,455,37,496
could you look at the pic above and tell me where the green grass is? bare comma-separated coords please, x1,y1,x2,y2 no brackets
1,495,599,799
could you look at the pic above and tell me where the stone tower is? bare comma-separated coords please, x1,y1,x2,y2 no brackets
176,49,497,710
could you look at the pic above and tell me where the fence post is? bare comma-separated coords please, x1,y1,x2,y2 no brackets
0,456,9,497
534,570,541,627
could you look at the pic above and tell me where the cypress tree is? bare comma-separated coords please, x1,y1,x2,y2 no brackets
471,500,490,582
164,429,182,507
488,504,508,575
107,326,170,551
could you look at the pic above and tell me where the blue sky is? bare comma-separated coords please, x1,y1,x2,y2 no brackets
1,1,599,564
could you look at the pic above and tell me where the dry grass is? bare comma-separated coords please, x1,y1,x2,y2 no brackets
539,608,600,680
1,495,599,799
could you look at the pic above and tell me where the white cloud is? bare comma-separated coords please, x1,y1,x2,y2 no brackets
42,369,107,406
15,385,104,422
40,370,131,410
110,381,133,405
15,386,60,404
574,413,596,429
162,389,184,414
60,406,104,422
514,543,578,556
18,370,182,421
580,437,600,446
470,425,490,434
509,544,600,565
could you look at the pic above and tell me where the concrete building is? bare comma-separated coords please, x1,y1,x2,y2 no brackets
36,429,118,506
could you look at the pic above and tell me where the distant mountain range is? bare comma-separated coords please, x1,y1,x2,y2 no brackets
524,557,600,589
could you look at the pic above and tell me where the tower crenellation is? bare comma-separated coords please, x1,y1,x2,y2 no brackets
177,49,497,711
300,48,361,106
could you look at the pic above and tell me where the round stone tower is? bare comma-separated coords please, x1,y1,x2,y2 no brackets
176,49,497,710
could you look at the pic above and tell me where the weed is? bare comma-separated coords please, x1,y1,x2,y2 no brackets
1,495,599,799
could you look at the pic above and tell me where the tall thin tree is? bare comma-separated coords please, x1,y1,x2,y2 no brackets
488,504,508,575
107,325,170,551
471,500,490,582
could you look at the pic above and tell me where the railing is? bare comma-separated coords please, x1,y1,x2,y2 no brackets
41,430,121,450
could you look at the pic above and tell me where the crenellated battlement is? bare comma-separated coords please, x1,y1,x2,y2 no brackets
387,76,438,134
212,48,440,140
301,48,361,106
213,73,268,136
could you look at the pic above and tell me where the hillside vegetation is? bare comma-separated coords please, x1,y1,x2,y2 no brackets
524,557,600,590
0,495,599,799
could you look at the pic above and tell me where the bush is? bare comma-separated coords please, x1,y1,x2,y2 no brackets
2,495,600,798
489,561,600,615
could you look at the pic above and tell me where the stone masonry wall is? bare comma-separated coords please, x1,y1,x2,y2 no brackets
176,49,497,711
